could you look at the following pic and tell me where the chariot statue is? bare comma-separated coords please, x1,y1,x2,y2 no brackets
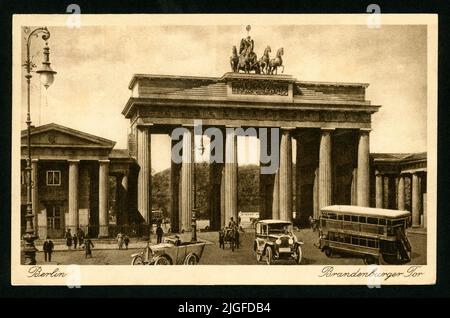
229,25,284,75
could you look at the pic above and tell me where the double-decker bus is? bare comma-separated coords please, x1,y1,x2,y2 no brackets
319,205,411,264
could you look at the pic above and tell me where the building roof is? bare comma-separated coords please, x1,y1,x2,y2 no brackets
21,123,116,148
109,149,131,159
321,205,410,218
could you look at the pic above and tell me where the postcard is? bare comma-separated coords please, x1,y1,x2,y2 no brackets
11,13,437,285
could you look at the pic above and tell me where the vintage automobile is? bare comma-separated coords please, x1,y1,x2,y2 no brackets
253,220,303,265
131,236,208,265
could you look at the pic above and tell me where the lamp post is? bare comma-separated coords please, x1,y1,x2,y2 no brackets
191,135,205,242
23,27,56,265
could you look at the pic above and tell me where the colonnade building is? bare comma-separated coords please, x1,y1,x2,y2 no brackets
20,72,427,238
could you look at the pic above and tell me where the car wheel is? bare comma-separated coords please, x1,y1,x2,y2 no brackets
256,251,262,262
154,255,171,265
295,246,302,264
323,247,332,258
184,253,198,265
265,246,273,265
131,255,143,265
363,255,376,265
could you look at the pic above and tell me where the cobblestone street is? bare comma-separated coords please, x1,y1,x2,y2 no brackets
34,229,427,266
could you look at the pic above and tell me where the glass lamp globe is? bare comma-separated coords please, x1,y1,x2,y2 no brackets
36,44,57,89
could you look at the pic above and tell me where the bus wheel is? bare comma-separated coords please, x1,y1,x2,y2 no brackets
323,247,332,258
364,255,376,265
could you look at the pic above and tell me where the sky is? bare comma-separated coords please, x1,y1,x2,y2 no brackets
21,23,427,172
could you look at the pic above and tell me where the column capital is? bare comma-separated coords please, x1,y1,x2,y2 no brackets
359,128,372,133
280,127,296,131
225,125,241,129
136,118,153,128
321,127,335,133
98,159,110,164
375,170,383,176
67,159,80,164
31,158,39,163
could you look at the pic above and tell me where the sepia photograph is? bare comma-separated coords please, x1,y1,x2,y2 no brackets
11,14,437,285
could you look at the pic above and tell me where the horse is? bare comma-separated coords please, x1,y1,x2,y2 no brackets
236,42,260,74
257,46,271,74
268,47,284,75
219,227,239,251
230,46,239,72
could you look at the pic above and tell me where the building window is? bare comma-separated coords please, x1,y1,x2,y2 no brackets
46,170,61,186
47,204,61,230
21,170,26,185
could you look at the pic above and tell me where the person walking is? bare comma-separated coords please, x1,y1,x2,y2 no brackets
156,224,164,244
65,229,73,250
84,236,95,259
77,228,85,248
123,234,130,250
117,232,124,250
73,233,78,249
43,237,54,262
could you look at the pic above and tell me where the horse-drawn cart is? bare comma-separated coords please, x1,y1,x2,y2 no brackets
131,237,209,265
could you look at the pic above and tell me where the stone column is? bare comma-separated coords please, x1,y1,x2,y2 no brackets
220,167,225,228
313,167,319,219
375,171,383,208
137,126,151,223
68,160,79,233
272,172,280,219
170,138,181,233
224,127,238,225
279,129,293,221
350,168,357,206
397,174,405,210
181,127,193,232
98,160,109,238
31,159,39,236
412,172,421,227
121,174,129,226
319,128,333,210
357,129,370,206
383,175,390,209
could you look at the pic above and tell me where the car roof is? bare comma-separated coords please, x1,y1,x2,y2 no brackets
257,219,292,225
320,205,410,218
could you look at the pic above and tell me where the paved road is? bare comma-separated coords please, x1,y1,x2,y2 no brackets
34,228,426,265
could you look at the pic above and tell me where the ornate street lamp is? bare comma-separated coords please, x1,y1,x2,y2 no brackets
22,27,56,265
192,135,205,242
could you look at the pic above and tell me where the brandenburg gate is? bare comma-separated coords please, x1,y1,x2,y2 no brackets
122,71,380,232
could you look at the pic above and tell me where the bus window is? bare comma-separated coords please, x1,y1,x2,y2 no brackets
344,235,351,244
329,213,337,220
359,238,367,246
367,239,376,248
351,216,358,223
359,216,367,223
344,215,351,222
338,215,343,220
379,219,386,226
368,217,378,225
351,236,359,245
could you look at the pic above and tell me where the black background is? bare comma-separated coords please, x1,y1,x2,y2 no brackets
0,0,449,303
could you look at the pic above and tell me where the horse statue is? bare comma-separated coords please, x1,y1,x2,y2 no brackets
267,47,284,75
230,46,239,72
257,46,271,74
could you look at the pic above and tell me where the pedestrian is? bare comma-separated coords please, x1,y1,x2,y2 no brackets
77,228,85,248
308,216,316,232
43,237,54,262
73,233,78,249
123,234,130,250
117,232,124,250
84,236,94,259
156,224,163,244
65,229,72,250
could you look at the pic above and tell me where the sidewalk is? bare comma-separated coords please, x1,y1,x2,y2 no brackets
31,232,215,251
